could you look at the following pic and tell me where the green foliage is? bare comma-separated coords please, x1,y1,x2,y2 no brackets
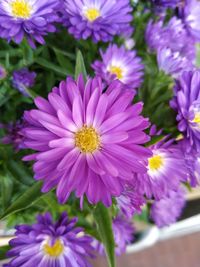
0,182,43,220
94,203,116,267
75,50,87,81
0,245,10,260
0,2,183,265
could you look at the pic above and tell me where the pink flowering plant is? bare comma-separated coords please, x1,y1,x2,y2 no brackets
0,1,200,266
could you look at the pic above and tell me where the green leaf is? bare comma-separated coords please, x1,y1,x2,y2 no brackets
93,203,116,267
52,46,75,60
1,175,13,211
6,160,33,186
0,245,10,260
75,50,87,81
0,182,43,220
35,58,72,76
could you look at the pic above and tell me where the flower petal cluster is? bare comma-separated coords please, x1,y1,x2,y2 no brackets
62,0,133,42
0,0,61,47
133,136,187,200
92,44,144,90
4,212,93,267
151,187,186,227
170,70,200,152
22,75,151,206
146,17,195,76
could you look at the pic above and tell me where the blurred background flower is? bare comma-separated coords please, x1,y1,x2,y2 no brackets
12,68,36,97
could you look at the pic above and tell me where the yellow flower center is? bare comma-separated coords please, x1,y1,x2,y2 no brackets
75,126,100,153
148,155,163,171
11,0,31,19
192,113,200,124
43,240,64,258
109,66,123,80
85,8,100,22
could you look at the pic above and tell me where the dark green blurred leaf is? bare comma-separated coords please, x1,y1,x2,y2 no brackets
0,181,43,220
93,203,116,267
0,245,10,260
35,58,72,76
1,175,13,211
52,46,75,60
6,160,33,186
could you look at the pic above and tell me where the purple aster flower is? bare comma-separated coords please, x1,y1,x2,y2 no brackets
116,184,145,218
0,65,7,80
12,68,36,97
178,138,200,187
145,19,165,52
182,0,200,41
62,0,133,42
22,75,151,207
0,121,25,151
4,212,93,267
151,187,186,227
170,70,200,152
157,47,194,77
0,0,61,48
146,17,196,76
92,44,144,90
93,216,134,256
133,136,187,200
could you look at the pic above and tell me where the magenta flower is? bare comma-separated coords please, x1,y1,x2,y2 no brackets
151,187,186,227
5,212,93,267
170,70,200,152
62,0,133,42
0,0,61,48
92,44,144,90
133,136,187,200
22,75,151,206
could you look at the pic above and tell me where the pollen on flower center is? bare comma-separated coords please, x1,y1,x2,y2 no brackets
43,239,64,257
11,0,31,19
192,113,200,124
84,8,100,22
75,126,100,153
109,66,123,80
148,155,163,171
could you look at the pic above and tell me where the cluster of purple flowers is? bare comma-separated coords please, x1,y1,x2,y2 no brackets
146,16,196,77
2,1,200,266
0,0,133,46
